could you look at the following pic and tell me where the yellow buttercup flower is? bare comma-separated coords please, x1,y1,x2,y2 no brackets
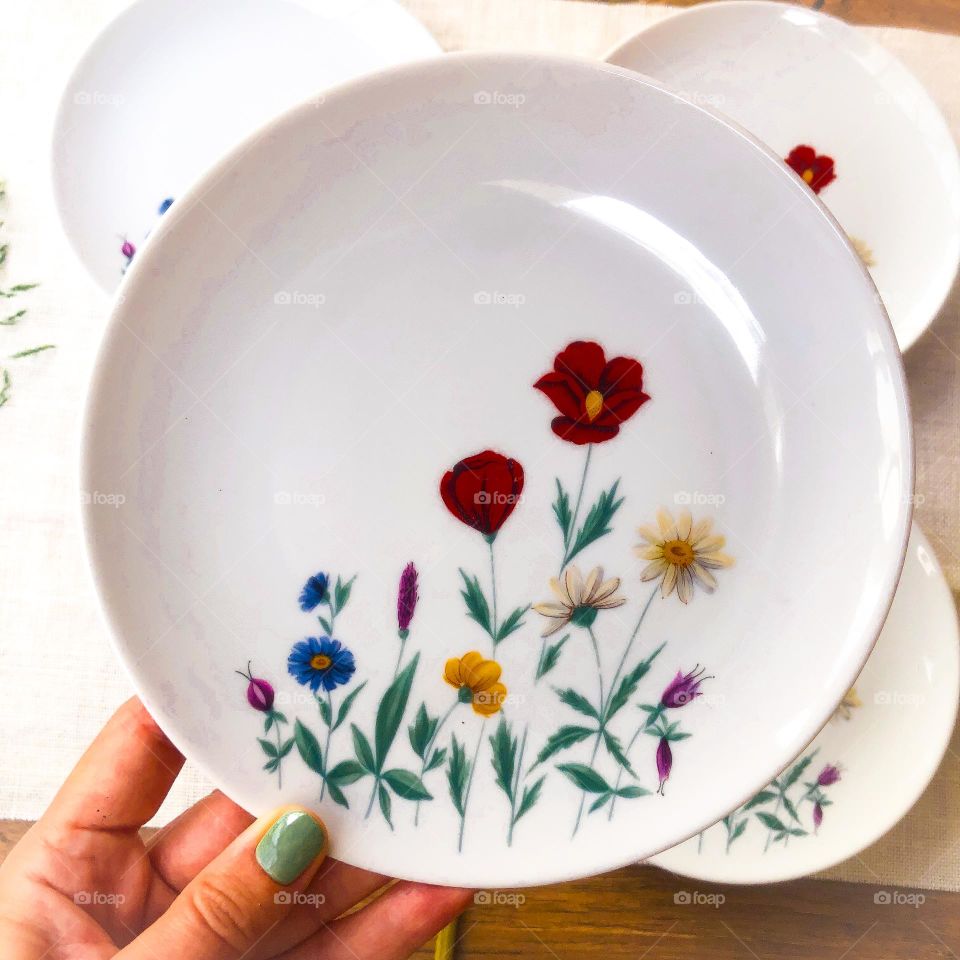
444,651,507,716
635,508,733,603
533,565,626,637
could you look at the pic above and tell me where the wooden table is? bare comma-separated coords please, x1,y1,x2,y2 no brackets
4,1,959,958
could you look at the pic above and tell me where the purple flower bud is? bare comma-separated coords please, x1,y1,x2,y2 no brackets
813,801,823,831
397,561,418,634
236,662,274,712
660,665,710,709
656,737,672,795
121,240,136,259
817,764,841,786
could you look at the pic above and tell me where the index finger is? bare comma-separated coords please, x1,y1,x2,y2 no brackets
42,696,184,833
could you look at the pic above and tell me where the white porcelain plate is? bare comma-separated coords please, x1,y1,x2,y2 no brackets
82,53,913,887
607,0,960,351
651,524,959,884
51,0,440,292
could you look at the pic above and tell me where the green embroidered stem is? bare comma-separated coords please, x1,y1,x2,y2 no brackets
458,719,486,852
586,625,604,713
488,538,498,641
560,445,592,571
414,701,458,826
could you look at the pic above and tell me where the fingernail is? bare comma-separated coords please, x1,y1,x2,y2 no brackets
256,810,326,884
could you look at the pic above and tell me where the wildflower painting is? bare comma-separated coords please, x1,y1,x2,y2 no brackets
235,337,731,849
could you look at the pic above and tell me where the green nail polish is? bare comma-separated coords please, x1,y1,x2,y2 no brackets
256,811,325,885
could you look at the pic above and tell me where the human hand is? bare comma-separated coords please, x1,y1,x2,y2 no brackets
0,697,471,958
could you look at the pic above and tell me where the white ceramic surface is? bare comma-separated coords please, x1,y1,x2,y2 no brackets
81,53,912,887
51,0,440,292
651,523,959,884
607,0,960,351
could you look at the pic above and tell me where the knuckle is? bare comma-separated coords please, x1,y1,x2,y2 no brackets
183,876,262,949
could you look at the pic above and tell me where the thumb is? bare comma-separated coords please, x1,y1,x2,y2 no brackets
121,806,328,959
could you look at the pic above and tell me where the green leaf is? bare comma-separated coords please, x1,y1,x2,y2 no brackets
788,828,807,838
489,718,517,801
730,820,748,844
605,643,665,721
458,569,492,636
278,738,294,758
552,479,572,543
515,775,545,824
495,605,530,643
535,725,595,766
378,783,393,828
263,758,280,772
11,344,54,359
351,724,376,772
408,703,437,759
666,731,692,743
0,283,38,298
327,782,349,808
602,729,635,775
374,653,419,770
318,615,333,634
565,479,624,565
333,681,367,731
756,812,788,832
326,760,367,785
555,687,600,721
293,720,323,775
556,762,611,794
426,747,447,772
272,711,288,725
782,795,801,824
447,736,470,816
0,309,25,326
0,368,10,407
615,785,650,799
263,713,274,734
589,792,613,813
743,789,776,811
334,574,356,613
383,768,433,801
537,635,569,680
317,696,332,727
781,753,816,789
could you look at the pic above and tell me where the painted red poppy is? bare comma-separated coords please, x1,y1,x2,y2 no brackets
440,450,524,540
534,340,650,445
785,145,836,194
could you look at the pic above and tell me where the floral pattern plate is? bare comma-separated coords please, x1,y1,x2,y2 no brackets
606,1,960,351
651,524,959,884
81,53,912,887
51,0,440,292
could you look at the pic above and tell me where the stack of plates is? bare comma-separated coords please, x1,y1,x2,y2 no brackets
57,0,958,887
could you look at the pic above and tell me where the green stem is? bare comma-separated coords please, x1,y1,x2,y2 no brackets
488,538,499,642
393,633,408,679
319,688,334,801
560,445,593,571
507,724,530,846
603,585,658,725
365,777,379,818
274,720,284,790
458,720,486,852
415,701,458,826
586,625,604,714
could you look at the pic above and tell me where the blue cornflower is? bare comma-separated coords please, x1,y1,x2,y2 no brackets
299,572,329,612
288,637,355,693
